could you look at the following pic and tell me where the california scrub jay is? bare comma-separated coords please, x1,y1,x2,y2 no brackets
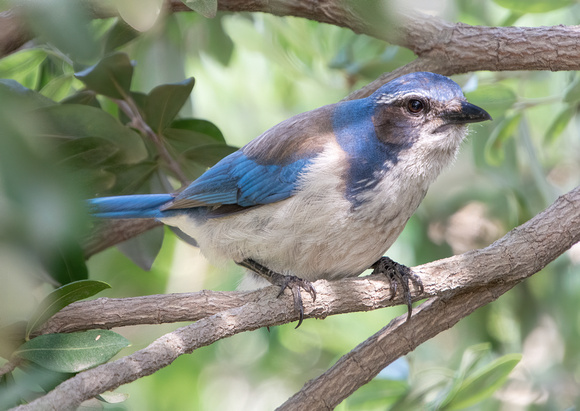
88,72,491,325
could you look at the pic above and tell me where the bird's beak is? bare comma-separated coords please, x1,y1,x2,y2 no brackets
443,101,492,124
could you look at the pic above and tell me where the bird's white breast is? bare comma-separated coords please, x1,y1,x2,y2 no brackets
162,140,433,283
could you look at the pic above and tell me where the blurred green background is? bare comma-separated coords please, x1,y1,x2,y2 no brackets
0,0,579,409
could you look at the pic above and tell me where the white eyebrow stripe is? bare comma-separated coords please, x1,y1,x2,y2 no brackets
374,90,427,105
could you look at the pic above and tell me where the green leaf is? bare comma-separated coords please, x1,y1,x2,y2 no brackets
164,119,228,163
105,161,159,195
0,79,56,110
493,0,572,13
14,330,129,373
457,343,492,378
484,113,521,166
483,116,518,167
39,74,74,102
0,368,20,410
185,0,218,18
164,128,226,159
169,118,225,143
0,49,47,88
34,104,148,164
465,84,517,120
104,19,141,52
500,11,524,26
563,77,580,103
18,361,74,393
145,77,195,133
41,239,89,286
347,378,408,409
117,225,164,271
97,392,130,404
182,143,237,167
56,137,120,168
61,90,101,108
71,168,116,193
25,280,111,339
438,344,492,409
75,52,135,99
442,353,522,410
204,16,234,65
545,106,575,144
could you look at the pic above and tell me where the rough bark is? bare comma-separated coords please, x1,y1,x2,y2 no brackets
12,186,580,411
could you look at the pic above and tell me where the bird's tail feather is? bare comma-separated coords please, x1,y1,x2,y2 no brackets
87,194,174,219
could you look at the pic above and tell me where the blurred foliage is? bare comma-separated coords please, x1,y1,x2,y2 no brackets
0,0,579,409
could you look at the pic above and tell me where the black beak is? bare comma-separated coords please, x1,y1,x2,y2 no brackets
444,101,492,124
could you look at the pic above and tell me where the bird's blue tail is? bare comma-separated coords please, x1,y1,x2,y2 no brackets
87,194,174,219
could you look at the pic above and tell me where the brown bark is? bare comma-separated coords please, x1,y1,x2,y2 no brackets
13,186,580,411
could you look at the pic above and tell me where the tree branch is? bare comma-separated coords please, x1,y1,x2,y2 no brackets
279,187,580,409
4,1,580,78
13,186,580,411
278,285,517,410
0,10,30,56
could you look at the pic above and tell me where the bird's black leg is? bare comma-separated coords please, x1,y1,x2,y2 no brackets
237,259,316,328
371,256,424,321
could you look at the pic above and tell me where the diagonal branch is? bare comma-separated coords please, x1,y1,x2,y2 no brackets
278,287,516,410
279,187,580,409
13,186,580,411
5,1,580,77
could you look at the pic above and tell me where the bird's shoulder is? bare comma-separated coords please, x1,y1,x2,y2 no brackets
165,104,340,213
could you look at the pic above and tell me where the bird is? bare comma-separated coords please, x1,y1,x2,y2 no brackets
87,71,491,326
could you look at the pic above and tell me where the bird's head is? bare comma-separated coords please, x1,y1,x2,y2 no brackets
370,72,491,157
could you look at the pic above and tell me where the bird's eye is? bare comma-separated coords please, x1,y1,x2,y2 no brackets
407,99,425,114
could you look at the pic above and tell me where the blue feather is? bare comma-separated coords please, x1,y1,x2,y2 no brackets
332,98,406,206
163,106,337,212
87,194,173,219
168,151,314,210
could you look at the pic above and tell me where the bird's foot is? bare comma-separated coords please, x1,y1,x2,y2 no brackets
271,273,316,328
371,256,424,321
238,259,316,328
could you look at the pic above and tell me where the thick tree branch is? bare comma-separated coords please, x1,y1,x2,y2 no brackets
4,1,580,76
216,2,580,70
13,186,580,411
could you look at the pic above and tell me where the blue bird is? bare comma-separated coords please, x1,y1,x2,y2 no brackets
88,72,491,325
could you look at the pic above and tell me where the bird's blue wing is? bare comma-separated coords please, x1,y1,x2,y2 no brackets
164,105,337,214
167,150,312,210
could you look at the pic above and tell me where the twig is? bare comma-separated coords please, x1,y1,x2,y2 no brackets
0,358,21,379
115,98,188,185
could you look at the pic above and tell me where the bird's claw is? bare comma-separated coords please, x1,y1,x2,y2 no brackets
272,273,316,328
371,256,424,321
238,259,316,328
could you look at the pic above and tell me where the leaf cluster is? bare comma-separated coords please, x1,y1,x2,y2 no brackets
347,344,521,410
0,22,236,405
